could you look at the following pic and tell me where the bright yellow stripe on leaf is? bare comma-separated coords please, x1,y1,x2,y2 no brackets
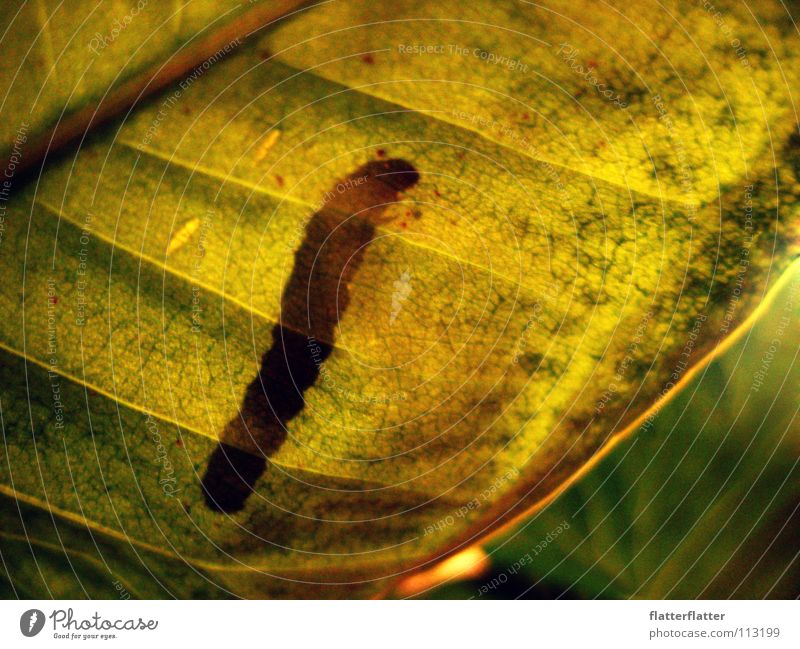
254,129,281,162
166,217,201,254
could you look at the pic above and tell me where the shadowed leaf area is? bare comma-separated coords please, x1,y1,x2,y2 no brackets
0,0,798,597
423,268,800,599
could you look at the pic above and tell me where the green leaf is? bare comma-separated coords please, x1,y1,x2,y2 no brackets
0,493,226,599
0,0,308,171
1,0,798,597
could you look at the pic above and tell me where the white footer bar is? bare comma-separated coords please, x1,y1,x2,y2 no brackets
1,600,797,648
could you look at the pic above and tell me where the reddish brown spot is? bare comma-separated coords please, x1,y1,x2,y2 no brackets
434,189,442,197
275,175,285,188
400,222,407,228
180,106,190,115
259,49,272,61
587,59,598,68
376,148,386,158
521,112,530,120
182,502,191,513
361,53,375,64
48,296,58,305
175,438,183,448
